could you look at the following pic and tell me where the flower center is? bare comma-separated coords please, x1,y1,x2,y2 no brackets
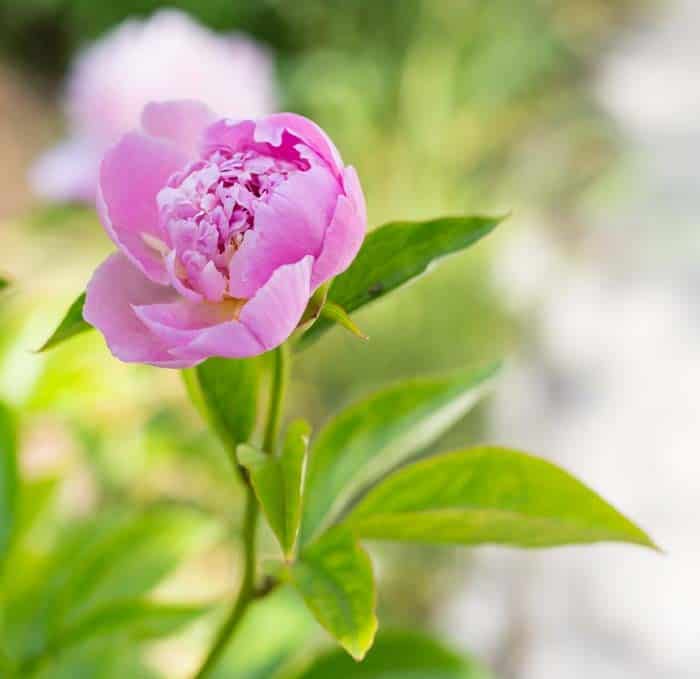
152,147,310,302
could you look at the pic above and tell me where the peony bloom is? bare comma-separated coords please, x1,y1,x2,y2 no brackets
84,101,366,367
30,10,277,203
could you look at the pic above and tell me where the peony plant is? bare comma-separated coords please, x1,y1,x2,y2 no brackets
41,101,656,678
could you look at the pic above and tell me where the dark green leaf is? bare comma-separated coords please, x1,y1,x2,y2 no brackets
289,526,377,660
299,364,498,546
38,292,91,352
301,215,502,345
0,400,18,561
348,446,656,549
0,274,11,293
184,357,260,456
238,420,310,559
293,629,491,679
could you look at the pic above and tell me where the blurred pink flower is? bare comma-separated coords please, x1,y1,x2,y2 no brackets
30,10,278,203
84,101,366,367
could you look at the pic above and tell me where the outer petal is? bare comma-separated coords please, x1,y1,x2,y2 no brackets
132,298,240,346
172,256,313,361
254,113,344,175
99,131,188,284
84,253,193,368
201,118,256,157
310,166,367,290
228,163,337,299
141,100,215,157
28,138,99,204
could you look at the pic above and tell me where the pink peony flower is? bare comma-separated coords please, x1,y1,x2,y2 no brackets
30,10,278,203
84,101,366,367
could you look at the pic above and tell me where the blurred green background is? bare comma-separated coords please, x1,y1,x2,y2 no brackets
0,1,658,677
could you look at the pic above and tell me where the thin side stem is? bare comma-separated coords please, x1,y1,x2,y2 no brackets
193,488,258,679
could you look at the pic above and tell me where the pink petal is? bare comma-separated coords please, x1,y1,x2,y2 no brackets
239,255,313,350
84,253,193,368
228,164,337,299
141,100,215,157
201,119,256,157
172,256,313,360
99,131,188,284
132,298,238,346
254,113,344,175
310,166,366,290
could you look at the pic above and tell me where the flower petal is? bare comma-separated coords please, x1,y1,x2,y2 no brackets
201,118,256,157
141,100,215,157
84,252,193,368
172,256,313,361
239,255,313,350
254,113,344,175
99,131,188,284
310,166,367,290
228,163,337,299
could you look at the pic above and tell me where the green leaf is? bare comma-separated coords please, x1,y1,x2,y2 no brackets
184,357,260,456
55,600,206,650
0,274,11,293
299,364,499,546
0,400,18,562
238,420,310,559
38,292,91,352
211,587,316,679
301,215,501,346
320,302,368,340
289,526,377,660
293,629,491,679
347,446,656,549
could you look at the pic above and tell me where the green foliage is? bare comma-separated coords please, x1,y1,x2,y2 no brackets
238,419,311,559
211,588,316,679
289,526,377,661
184,357,260,458
348,446,656,549
299,364,499,546
1,500,213,675
0,400,17,562
293,629,491,679
38,292,90,352
302,216,501,346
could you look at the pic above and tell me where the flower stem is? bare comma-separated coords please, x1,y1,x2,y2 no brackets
192,345,289,678
193,487,258,679
263,343,289,454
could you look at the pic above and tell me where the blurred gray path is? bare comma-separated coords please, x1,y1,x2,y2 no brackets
444,2,700,677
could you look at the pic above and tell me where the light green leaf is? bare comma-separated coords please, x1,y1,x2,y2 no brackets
301,215,501,345
0,400,18,562
320,302,368,340
38,292,91,352
348,446,656,549
293,629,491,679
212,587,316,679
55,599,206,649
184,357,260,456
289,526,377,660
299,364,498,546
238,419,310,559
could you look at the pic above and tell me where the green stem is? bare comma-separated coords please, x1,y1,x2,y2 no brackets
192,345,290,678
193,488,258,679
263,344,290,454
